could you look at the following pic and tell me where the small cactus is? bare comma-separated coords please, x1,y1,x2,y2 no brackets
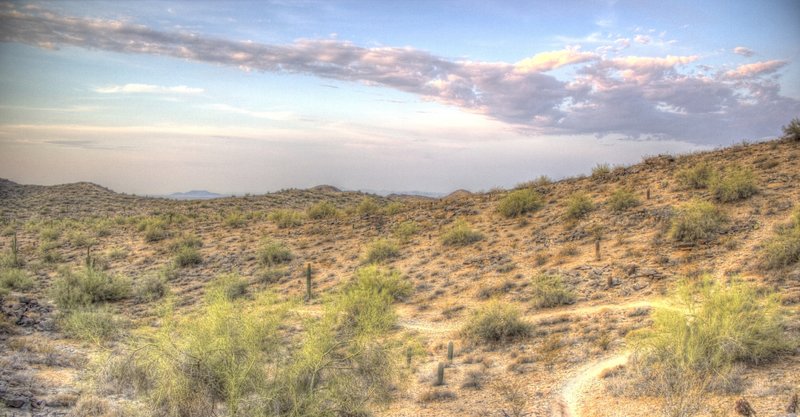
595,239,601,261
435,362,445,386
305,263,312,301
11,231,19,267
447,341,454,362
406,346,413,367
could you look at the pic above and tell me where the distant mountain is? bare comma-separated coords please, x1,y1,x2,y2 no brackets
166,190,224,200
358,189,446,198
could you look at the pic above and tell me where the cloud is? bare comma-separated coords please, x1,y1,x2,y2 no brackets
733,46,755,57
633,34,651,44
93,84,204,94
204,103,294,120
0,5,798,143
724,60,787,79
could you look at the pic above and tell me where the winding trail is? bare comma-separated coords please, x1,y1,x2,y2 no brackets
554,352,631,417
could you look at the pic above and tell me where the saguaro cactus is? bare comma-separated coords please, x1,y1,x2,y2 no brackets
11,231,19,267
447,341,454,362
435,362,445,386
305,263,312,301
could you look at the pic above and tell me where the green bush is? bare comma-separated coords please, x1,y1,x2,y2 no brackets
608,188,640,212
564,192,594,220
591,163,611,178
269,209,304,228
497,189,543,218
209,273,248,300
174,246,202,268
631,277,791,384
393,220,419,243
530,273,575,309
676,162,716,189
0,268,33,291
51,267,131,311
356,197,381,216
223,211,247,228
382,202,404,216
134,274,169,303
257,238,293,267
461,300,531,344
441,219,484,246
670,200,725,243
40,225,62,242
347,265,412,302
363,239,400,264
306,201,338,219
140,219,170,242
761,209,800,269
60,306,123,344
167,234,202,253
782,117,800,141
710,165,758,202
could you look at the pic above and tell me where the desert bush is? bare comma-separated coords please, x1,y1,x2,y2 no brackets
515,175,552,189
670,200,725,243
592,163,611,178
66,230,95,248
174,246,202,267
140,219,170,242
38,241,63,263
257,238,293,267
347,265,412,302
40,225,62,241
269,209,304,228
461,300,531,344
363,239,400,264
710,165,758,202
530,273,575,309
497,189,543,218
630,277,791,391
51,266,131,311
306,201,338,219
134,274,169,303
60,306,123,344
608,188,640,212
356,197,381,216
223,211,246,228
783,117,800,141
383,202,404,216
209,273,248,300
393,220,419,243
761,209,800,269
167,234,202,252
564,192,594,220
0,268,33,291
676,162,716,189
441,219,484,246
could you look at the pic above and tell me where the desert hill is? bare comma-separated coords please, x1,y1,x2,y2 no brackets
0,137,798,417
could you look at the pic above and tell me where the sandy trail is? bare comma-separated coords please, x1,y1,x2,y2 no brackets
553,352,631,417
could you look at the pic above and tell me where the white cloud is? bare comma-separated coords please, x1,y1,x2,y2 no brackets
724,60,787,79
733,46,755,57
633,34,651,44
204,103,295,120
93,84,205,94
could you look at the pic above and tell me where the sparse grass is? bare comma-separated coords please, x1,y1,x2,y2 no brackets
761,208,800,269
363,238,401,264
306,201,338,219
441,219,484,246
461,300,532,344
60,306,123,344
393,220,419,243
347,265,412,301
497,189,543,218
592,163,611,178
564,192,594,220
710,165,758,202
51,266,131,311
209,272,248,300
257,238,293,267
608,187,640,212
223,211,246,228
268,209,304,228
530,273,575,309
676,162,716,189
0,268,33,291
670,200,725,243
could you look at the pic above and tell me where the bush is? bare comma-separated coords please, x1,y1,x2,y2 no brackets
356,197,381,216
174,246,202,267
306,201,338,219
51,267,131,311
761,210,800,269
564,192,594,220
347,265,412,302
223,211,246,228
460,300,531,344
209,273,248,300
441,219,484,246
393,220,419,243
591,163,611,178
257,238,293,267
710,165,758,202
676,162,716,189
134,274,169,303
783,117,800,141
0,268,33,291
382,202,404,216
631,277,791,385
608,188,640,212
269,209,304,228
497,189,543,218
141,219,170,242
363,239,400,264
670,200,725,243
530,273,575,309
60,306,123,344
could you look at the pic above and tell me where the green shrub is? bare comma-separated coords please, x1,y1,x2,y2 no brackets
38,241,62,263
461,300,531,344
0,268,33,291
670,200,726,243
174,246,202,268
382,202,404,216
167,234,202,253
631,278,791,386
608,188,640,212
223,211,246,228
363,239,400,264
530,273,575,308
441,219,484,246
497,189,543,218
710,165,758,202
356,197,381,216
141,219,170,242
257,238,293,267
564,192,594,220
676,162,716,189
40,225,62,242
393,220,419,243
761,210,800,269
60,306,123,344
209,273,248,300
347,265,412,302
134,274,169,303
591,163,611,178
782,117,800,141
67,230,95,248
269,209,304,228
306,201,338,219
51,267,131,311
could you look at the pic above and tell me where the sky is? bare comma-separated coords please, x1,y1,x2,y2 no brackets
0,1,798,195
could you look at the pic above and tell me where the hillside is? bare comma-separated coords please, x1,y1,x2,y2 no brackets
0,138,798,417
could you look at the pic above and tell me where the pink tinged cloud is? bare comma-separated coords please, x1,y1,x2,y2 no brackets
0,5,798,143
93,84,204,94
733,46,755,57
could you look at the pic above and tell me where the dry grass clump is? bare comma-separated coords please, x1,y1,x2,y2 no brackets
393,220,419,243
346,265,412,302
676,162,716,189
710,165,758,202
441,219,484,246
268,209,304,228
669,200,725,243
761,207,800,269
497,189,543,218
356,196,381,216
138,218,171,242
257,238,293,267
530,273,575,309
608,187,640,212
0,267,33,292
564,192,594,220
60,306,123,344
461,300,532,344
363,238,401,264
591,163,611,178
306,201,338,219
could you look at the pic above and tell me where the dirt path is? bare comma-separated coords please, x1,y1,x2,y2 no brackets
553,352,631,417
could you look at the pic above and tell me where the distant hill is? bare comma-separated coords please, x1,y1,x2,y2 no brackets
166,190,224,200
